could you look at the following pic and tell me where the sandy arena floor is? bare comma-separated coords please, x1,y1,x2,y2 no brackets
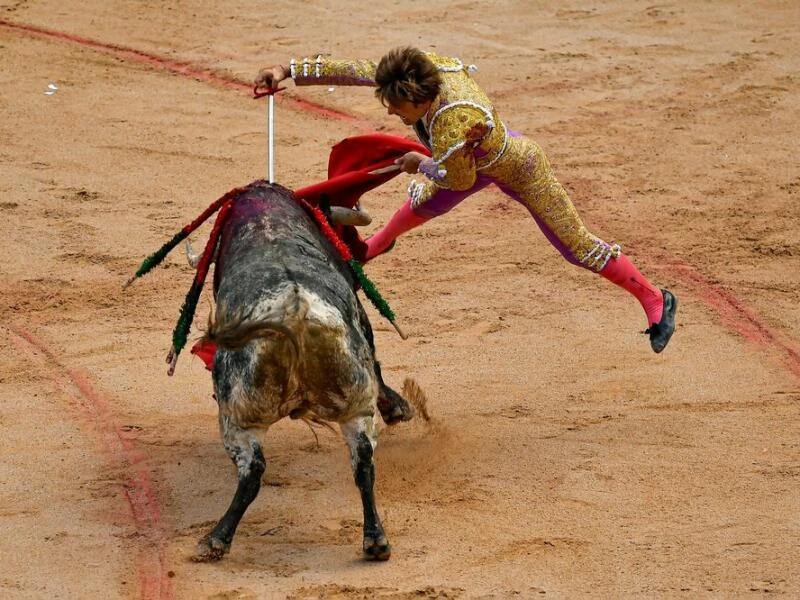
1,1,799,598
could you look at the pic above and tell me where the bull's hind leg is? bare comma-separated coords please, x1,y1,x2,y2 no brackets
374,361,414,425
341,415,391,560
193,420,266,562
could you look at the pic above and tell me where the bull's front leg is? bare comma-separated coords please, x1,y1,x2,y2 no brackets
193,419,266,562
341,416,391,560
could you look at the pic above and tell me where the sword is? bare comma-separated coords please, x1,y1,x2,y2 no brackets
253,85,285,183
268,93,274,182
367,164,401,175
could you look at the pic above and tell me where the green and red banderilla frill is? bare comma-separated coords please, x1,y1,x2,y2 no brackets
124,182,403,375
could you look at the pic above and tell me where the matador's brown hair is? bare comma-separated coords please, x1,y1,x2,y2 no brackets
375,46,442,107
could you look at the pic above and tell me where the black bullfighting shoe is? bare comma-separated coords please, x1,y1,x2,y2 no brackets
646,289,678,353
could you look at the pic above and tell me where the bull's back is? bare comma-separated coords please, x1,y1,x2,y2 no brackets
215,183,355,315
211,182,377,424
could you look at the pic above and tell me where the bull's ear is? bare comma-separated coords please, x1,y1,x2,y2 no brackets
329,206,372,226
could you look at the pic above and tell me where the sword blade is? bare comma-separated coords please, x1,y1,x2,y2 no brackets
367,164,401,175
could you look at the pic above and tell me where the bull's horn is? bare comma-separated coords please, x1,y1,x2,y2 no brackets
329,206,372,226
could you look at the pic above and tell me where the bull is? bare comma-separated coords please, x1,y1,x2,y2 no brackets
191,180,412,562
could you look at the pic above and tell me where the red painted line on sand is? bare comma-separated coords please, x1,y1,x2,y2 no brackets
8,326,172,600
0,18,358,124
661,259,800,381
3,19,798,380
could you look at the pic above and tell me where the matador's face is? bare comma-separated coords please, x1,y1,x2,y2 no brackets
386,99,432,126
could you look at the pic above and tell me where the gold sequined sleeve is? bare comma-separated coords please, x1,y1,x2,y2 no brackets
417,104,491,192
290,55,377,86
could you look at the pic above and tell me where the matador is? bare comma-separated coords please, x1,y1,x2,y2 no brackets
255,47,677,353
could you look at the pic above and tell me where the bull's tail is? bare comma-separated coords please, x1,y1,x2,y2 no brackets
204,302,303,357
204,297,309,405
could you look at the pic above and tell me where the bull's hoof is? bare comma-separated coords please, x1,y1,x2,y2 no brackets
377,396,414,426
191,534,230,562
363,536,391,561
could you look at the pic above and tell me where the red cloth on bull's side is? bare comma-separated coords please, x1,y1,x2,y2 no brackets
190,133,430,371
191,339,217,371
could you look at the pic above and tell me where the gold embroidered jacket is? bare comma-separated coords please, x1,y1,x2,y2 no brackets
290,53,509,207
290,53,622,272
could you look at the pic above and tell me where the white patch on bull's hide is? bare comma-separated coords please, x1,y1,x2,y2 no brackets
248,283,348,331
341,415,379,472
297,287,347,328
220,414,259,478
